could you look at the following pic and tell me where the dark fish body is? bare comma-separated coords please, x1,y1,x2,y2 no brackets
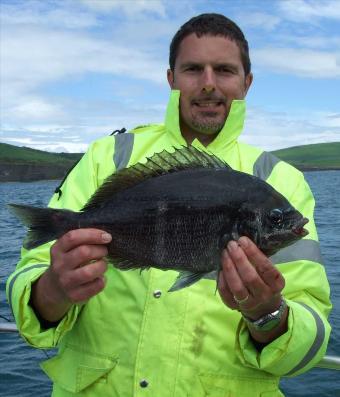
9,146,308,291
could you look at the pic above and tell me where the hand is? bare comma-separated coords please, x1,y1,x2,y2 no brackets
218,236,288,343
31,228,112,323
218,236,285,320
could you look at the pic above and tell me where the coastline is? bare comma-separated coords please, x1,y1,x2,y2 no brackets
0,163,71,183
297,166,340,172
1,142,339,182
1,163,339,183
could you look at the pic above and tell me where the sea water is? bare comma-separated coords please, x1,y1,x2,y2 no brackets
0,172,339,396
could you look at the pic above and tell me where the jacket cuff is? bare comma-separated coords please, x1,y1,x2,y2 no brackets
6,265,81,348
235,299,330,376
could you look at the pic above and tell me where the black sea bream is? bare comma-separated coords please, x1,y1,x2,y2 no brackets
9,146,308,291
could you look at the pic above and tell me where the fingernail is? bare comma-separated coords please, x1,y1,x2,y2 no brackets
102,232,112,243
238,237,248,249
228,240,238,252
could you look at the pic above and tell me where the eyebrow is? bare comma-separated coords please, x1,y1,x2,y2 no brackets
179,62,239,71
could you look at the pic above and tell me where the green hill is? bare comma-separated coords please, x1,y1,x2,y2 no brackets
0,143,82,165
0,141,339,182
272,142,340,170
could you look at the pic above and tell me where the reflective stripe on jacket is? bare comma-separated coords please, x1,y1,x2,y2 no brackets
6,90,332,397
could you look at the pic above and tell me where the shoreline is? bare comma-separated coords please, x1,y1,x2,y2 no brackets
1,166,339,183
298,167,340,171
0,163,71,183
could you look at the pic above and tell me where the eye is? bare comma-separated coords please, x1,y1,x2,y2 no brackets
217,66,232,74
270,209,284,224
185,65,201,72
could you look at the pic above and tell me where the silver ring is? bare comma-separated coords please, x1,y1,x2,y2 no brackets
233,294,249,305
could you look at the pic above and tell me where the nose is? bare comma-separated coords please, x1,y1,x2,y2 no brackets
201,67,216,93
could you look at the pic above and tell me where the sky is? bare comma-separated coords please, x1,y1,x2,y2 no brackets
0,0,339,153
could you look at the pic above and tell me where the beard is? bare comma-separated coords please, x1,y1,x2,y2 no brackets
190,113,226,135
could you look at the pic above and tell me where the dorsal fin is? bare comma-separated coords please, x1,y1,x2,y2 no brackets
82,145,230,211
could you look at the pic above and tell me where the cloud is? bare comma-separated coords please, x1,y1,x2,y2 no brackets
3,101,339,154
1,1,170,105
80,0,166,18
279,0,340,22
235,12,281,31
0,1,99,29
314,112,340,128
252,47,340,78
2,134,90,154
243,107,340,151
274,34,340,50
1,97,167,153
2,124,93,153
1,0,339,155
1,24,168,135
2,27,166,92
1,1,171,153
6,96,66,122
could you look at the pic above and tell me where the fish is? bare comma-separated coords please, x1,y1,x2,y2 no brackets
8,146,309,292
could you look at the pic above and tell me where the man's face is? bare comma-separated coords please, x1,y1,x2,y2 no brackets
167,33,253,143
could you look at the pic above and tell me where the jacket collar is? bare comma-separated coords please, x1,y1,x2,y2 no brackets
164,90,246,152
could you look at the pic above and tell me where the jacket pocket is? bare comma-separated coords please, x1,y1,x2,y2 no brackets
198,374,281,397
41,345,118,393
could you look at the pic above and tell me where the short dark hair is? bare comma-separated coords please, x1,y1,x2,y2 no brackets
169,13,251,75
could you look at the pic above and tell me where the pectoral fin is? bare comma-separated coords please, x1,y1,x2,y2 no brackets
168,271,206,292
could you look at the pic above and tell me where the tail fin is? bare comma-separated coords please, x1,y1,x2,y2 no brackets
8,204,78,249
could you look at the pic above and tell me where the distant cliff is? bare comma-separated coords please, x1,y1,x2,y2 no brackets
1,141,339,182
0,143,82,182
0,163,74,182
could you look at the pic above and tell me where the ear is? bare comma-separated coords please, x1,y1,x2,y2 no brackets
167,69,175,88
244,72,253,95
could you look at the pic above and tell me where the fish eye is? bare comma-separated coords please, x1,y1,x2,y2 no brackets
270,208,283,224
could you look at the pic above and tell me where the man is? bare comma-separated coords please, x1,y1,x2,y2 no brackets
7,13,331,397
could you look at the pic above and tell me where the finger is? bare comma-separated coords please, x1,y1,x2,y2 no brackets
217,270,238,309
67,276,106,304
258,267,285,293
227,240,267,298
238,237,284,292
64,259,108,288
54,228,112,254
221,247,249,302
64,244,109,270
238,236,273,273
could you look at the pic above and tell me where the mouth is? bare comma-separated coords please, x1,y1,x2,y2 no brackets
292,217,309,237
192,99,225,110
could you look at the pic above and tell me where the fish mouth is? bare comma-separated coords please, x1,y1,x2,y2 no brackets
292,217,309,237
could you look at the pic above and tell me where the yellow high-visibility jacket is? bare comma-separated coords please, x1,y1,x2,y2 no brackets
7,91,331,397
